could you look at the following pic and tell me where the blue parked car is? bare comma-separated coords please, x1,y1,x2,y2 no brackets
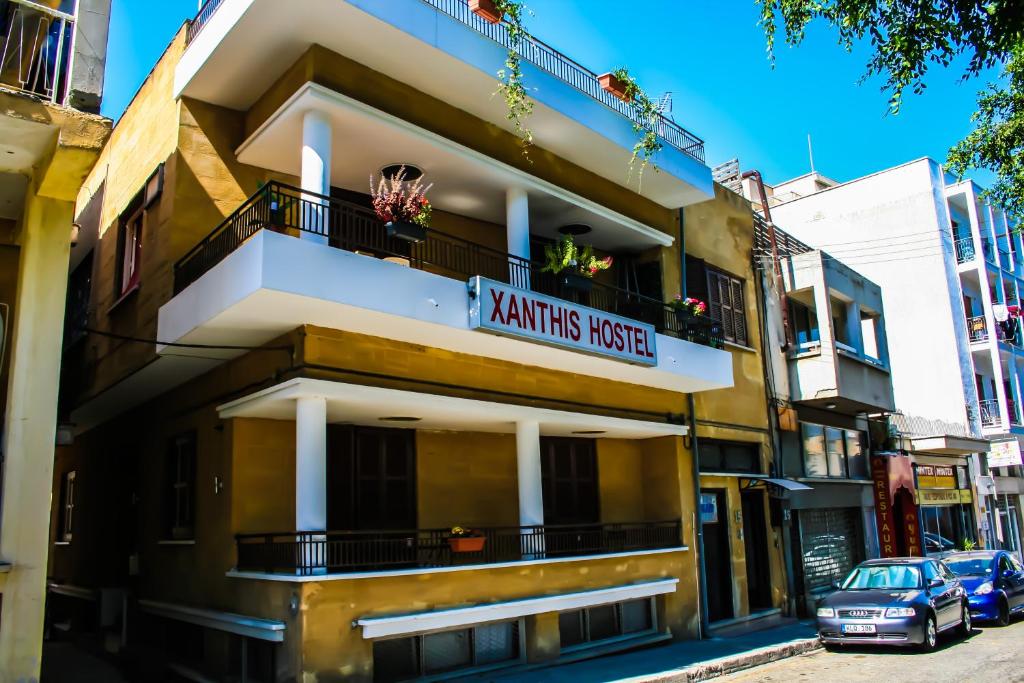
942,550,1024,626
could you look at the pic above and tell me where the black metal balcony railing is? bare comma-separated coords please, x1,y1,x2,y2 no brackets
979,398,1003,428
173,183,725,348
1009,399,1021,426
185,0,705,164
0,0,76,104
954,237,976,264
236,520,682,575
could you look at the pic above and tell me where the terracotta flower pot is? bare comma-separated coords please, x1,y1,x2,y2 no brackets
448,536,486,553
469,0,503,24
598,73,631,102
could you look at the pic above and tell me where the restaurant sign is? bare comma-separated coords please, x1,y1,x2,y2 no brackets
468,277,658,366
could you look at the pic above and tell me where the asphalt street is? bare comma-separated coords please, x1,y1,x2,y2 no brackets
719,618,1024,683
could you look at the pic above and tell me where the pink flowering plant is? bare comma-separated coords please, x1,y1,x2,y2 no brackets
671,295,708,317
369,167,433,228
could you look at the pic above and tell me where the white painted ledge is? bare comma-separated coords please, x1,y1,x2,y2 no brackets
355,578,679,639
139,599,285,642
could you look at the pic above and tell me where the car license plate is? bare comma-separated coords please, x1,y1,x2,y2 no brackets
842,624,876,634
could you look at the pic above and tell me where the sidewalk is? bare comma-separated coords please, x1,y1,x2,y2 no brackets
486,620,819,682
41,641,129,683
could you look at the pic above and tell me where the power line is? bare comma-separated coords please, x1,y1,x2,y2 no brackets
79,327,293,352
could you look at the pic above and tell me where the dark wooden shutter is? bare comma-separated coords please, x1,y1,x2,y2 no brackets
731,278,747,346
685,255,708,301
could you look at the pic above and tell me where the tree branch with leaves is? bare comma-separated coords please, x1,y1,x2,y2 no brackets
757,0,1024,220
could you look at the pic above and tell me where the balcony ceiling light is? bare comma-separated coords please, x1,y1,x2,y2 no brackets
379,416,422,422
380,164,423,181
825,403,837,410
558,223,592,236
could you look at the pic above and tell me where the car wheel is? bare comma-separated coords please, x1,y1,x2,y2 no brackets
996,598,1010,627
957,602,972,636
919,614,938,652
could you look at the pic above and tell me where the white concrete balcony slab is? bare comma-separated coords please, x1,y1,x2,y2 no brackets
175,0,712,208
157,229,734,394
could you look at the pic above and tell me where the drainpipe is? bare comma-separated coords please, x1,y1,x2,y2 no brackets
680,206,710,637
742,170,792,349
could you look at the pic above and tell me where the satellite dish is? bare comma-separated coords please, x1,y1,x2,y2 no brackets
994,305,1009,322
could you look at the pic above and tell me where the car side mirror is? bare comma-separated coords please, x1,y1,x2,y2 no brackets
1002,569,1015,579
927,577,944,589
831,579,842,590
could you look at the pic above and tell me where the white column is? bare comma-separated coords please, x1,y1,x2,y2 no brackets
295,396,327,574
296,396,328,531
301,109,332,245
506,187,530,288
515,420,545,559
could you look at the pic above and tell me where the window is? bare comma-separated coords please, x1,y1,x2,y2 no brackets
707,269,747,346
684,256,748,346
860,309,882,361
164,432,197,540
372,621,521,681
698,440,760,474
57,471,76,542
117,206,143,296
558,599,655,650
830,295,852,348
790,298,820,347
801,423,868,479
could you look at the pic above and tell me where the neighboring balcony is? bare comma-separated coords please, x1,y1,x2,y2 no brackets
236,521,681,576
0,0,76,104
954,237,976,264
160,183,733,394
967,314,1022,348
980,398,1005,430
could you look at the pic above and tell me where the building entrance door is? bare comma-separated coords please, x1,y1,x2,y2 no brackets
701,489,734,622
741,490,773,610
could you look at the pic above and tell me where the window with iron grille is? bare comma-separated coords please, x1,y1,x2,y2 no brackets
372,620,521,681
558,598,655,651
57,470,76,542
164,432,197,540
698,439,761,474
799,508,864,591
685,256,748,346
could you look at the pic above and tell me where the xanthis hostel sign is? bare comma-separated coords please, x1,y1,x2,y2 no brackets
468,277,658,366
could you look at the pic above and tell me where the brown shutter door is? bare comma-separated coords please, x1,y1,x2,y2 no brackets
731,278,747,346
715,272,736,342
706,271,725,334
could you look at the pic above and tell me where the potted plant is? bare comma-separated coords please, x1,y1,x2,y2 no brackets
598,72,631,101
369,167,433,243
541,235,613,293
469,0,502,23
669,295,707,324
448,526,486,553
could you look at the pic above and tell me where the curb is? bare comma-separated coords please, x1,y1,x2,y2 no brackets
633,637,822,682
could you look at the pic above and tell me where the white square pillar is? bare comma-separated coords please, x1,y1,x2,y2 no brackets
301,109,332,245
506,187,530,288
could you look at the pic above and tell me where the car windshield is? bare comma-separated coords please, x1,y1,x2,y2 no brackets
842,565,922,590
944,555,995,576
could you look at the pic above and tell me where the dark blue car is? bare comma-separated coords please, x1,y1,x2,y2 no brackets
942,550,1024,626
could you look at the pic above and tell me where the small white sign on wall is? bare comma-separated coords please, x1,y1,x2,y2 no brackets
989,440,1023,468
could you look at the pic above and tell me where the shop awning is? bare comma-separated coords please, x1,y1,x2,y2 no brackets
764,478,813,491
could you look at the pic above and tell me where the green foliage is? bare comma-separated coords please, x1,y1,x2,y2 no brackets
495,0,534,158
611,67,663,186
756,0,1024,220
961,538,977,551
948,46,1024,221
540,235,613,278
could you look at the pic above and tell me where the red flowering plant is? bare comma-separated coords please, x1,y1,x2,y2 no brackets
670,295,708,317
369,167,433,229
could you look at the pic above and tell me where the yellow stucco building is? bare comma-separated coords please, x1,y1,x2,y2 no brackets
45,2,785,680
0,1,111,680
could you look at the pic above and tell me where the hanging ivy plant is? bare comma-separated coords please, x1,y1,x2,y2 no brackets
494,0,534,158
610,67,663,186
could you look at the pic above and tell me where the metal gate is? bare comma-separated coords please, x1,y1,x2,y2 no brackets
799,508,864,590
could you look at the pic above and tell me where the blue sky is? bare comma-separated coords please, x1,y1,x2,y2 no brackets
102,0,997,186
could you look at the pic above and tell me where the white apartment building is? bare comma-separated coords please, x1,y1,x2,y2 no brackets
749,158,1023,557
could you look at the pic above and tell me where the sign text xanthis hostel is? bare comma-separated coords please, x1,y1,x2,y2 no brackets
468,278,658,366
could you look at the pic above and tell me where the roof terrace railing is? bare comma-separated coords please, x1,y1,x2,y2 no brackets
184,0,706,164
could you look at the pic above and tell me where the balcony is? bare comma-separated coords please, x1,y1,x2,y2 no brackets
0,0,75,104
980,398,1004,429
968,315,989,343
157,183,733,396
236,521,681,576
175,0,713,207
954,237,976,264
